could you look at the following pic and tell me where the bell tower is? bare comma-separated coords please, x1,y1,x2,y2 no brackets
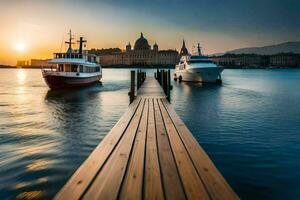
180,39,189,56
126,42,131,52
153,42,158,52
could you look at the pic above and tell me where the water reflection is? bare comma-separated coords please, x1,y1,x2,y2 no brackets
45,82,103,101
0,69,131,200
17,69,27,85
14,177,48,190
16,190,44,200
26,159,54,172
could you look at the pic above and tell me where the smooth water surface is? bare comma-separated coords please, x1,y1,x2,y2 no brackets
0,68,299,199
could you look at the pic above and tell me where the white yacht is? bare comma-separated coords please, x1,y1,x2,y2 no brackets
174,41,223,83
42,30,102,89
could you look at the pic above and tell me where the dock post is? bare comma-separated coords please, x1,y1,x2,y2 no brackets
167,69,171,101
160,70,163,85
162,70,165,92
137,70,140,89
159,70,161,84
164,70,168,94
129,70,135,103
161,70,165,87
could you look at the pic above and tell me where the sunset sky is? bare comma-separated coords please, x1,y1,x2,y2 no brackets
0,0,299,65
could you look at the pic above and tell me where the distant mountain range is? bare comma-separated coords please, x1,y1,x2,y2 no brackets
226,41,300,55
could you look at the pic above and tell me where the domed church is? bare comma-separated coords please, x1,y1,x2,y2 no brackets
99,33,179,67
133,33,151,50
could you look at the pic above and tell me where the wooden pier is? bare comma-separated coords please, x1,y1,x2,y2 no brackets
55,76,239,200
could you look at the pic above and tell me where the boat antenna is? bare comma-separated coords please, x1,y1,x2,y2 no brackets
197,43,202,56
77,37,87,54
59,34,64,53
65,29,75,52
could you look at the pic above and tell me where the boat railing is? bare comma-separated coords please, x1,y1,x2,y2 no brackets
54,53,84,59
53,53,97,63
42,66,57,71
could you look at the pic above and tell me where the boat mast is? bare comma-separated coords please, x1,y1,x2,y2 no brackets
77,37,87,54
197,43,202,56
65,29,74,53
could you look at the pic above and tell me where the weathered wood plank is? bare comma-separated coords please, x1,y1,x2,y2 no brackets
54,98,141,200
144,99,165,200
82,99,146,200
138,76,166,98
153,99,186,200
157,99,210,200
161,98,239,200
119,99,149,200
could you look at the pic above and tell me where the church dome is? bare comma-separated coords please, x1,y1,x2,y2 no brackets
134,33,150,50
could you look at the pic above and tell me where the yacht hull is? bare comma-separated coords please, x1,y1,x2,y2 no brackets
43,74,102,89
175,67,223,83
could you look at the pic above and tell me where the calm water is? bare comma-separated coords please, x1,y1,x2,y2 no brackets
0,68,299,199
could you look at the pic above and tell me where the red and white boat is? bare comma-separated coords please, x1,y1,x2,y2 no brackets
42,30,102,89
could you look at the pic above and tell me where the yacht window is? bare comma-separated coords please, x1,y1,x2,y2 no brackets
65,64,71,72
58,64,64,72
71,65,78,72
79,65,84,72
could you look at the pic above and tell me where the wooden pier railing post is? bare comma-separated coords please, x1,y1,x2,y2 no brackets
161,70,165,88
137,70,140,90
129,70,135,103
164,71,168,94
167,69,171,101
159,70,161,84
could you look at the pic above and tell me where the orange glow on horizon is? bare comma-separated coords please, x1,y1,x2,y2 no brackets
0,0,288,66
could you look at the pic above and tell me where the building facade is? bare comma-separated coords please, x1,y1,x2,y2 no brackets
16,59,54,68
212,53,300,68
270,54,300,67
212,54,263,67
99,33,179,67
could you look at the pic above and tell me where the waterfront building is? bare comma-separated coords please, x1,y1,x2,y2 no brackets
212,53,300,68
30,59,54,68
212,54,262,67
16,60,30,67
99,33,179,67
16,59,54,68
270,53,300,67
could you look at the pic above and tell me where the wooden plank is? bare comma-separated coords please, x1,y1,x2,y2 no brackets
119,99,149,200
153,99,186,200
157,99,210,200
138,77,166,98
54,98,142,200
82,99,146,200
161,99,239,200
144,99,165,200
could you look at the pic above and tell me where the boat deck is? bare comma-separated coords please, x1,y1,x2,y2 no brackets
54,76,238,200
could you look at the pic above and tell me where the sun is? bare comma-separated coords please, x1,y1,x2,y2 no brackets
15,43,26,52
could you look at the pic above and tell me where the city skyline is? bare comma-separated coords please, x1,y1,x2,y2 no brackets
1,0,299,65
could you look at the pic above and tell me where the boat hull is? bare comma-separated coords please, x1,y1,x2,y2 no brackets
175,67,223,83
43,74,102,89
